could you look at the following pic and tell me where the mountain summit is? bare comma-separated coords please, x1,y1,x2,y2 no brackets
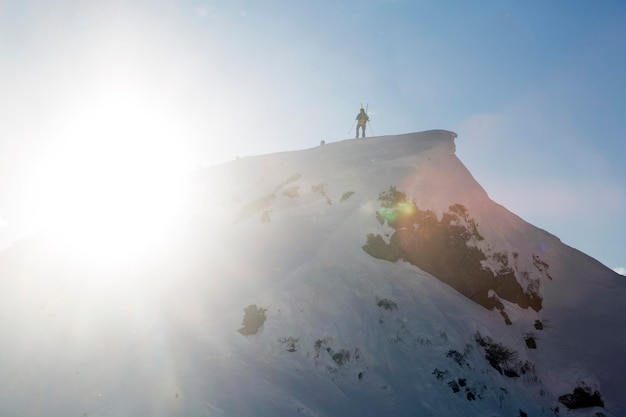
1,130,624,417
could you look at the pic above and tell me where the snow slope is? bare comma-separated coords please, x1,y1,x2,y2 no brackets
0,130,624,417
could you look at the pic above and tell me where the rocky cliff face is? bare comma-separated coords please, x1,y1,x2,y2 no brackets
363,187,544,323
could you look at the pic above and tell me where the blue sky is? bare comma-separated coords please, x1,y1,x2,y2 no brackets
0,0,624,272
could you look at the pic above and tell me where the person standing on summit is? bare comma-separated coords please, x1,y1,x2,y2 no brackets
355,107,369,138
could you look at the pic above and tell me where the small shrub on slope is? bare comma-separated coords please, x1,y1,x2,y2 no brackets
237,304,267,335
376,297,398,310
475,332,517,375
559,383,605,410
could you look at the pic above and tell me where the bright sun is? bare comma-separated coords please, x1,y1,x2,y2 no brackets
31,86,191,265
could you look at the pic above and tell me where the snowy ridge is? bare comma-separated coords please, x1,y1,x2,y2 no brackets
0,130,624,416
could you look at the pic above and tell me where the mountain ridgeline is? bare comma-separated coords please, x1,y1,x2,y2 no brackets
1,130,624,417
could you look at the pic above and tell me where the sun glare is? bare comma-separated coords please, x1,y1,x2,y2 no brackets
30,87,191,265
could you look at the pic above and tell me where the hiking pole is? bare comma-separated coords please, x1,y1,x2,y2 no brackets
348,120,356,135
368,123,374,137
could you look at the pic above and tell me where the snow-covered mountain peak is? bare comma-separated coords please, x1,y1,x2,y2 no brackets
1,130,624,417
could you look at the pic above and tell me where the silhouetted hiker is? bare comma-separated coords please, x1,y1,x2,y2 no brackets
355,108,369,138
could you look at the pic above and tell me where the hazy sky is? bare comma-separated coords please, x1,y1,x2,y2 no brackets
1,0,624,271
